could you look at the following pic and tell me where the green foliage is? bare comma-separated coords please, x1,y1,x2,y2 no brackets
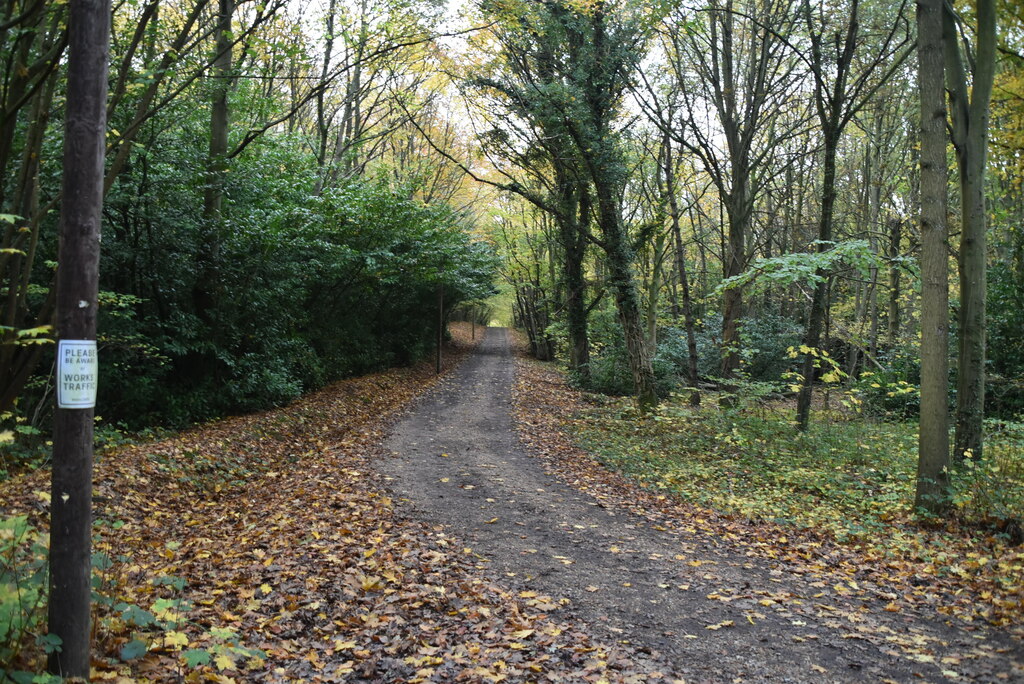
739,314,804,382
0,414,49,481
717,240,893,296
577,309,676,396
92,133,497,430
951,420,1024,527
843,345,924,419
988,262,1024,418
689,313,804,384
574,392,1024,549
0,515,50,678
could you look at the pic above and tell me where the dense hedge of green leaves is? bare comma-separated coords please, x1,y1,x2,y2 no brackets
81,135,497,429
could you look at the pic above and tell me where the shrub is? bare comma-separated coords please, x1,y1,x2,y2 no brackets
0,515,51,677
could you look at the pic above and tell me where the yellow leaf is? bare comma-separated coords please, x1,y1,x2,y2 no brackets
260,583,272,595
334,640,357,650
215,653,235,670
511,629,534,639
0,430,14,444
164,631,189,649
360,575,383,591
705,620,734,630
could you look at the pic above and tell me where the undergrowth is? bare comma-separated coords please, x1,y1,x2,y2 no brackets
574,391,1024,554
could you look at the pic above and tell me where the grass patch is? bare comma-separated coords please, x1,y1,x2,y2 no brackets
573,392,1024,550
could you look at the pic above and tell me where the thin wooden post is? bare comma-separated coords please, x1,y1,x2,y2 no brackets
48,0,110,676
435,282,443,374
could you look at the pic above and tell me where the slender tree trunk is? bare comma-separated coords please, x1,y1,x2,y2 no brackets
47,0,110,675
647,232,665,348
665,144,700,402
720,183,747,379
194,0,233,321
888,218,902,341
313,0,337,194
946,0,995,460
915,0,950,514
796,130,840,429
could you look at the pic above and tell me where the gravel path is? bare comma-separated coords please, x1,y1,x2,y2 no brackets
381,328,1023,682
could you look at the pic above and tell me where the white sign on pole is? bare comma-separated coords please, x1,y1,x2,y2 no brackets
57,340,98,409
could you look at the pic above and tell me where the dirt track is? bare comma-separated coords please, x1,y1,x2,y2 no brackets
381,328,1023,682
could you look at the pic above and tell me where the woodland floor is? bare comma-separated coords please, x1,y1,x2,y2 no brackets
382,328,1023,683
1,324,1022,682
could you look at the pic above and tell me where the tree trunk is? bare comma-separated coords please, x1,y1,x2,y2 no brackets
720,177,747,379
647,232,665,348
47,0,110,675
796,129,840,429
665,139,700,402
888,218,902,341
194,0,233,321
946,0,995,460
559,174,591,383
915,0,950,514
596,184,658,410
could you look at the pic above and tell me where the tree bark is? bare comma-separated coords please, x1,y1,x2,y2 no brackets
945,0,996,461
666,143,701,402
194,0,233,322
795,127,840,429
557,170,591,382
47,0,110,675
915,0,950,514
596,183,658,410
888,218,902,342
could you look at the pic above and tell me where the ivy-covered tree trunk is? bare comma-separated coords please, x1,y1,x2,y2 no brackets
595,182,658,411
556,168,591,383
563,220,591,382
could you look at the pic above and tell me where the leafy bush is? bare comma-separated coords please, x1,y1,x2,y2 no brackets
581,309,676,397
0,515,51,678
738,313,804,381
951,419,1024,529
850,345,924,419
692,312,802,383
91,136,497,430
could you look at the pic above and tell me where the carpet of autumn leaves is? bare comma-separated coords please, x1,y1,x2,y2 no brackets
511,350,1024,641
1,324,672,683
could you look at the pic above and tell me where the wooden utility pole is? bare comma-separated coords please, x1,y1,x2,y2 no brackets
47,0,110,677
